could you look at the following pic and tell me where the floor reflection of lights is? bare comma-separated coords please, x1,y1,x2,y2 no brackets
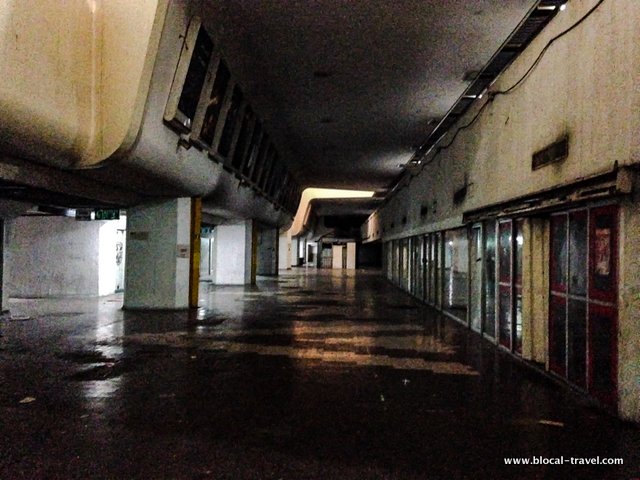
125,322,478,375
83,315,124,405
82,378,122,401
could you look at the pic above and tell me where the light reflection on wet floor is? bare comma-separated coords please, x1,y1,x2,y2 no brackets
2,269,640,479
124,328,476,374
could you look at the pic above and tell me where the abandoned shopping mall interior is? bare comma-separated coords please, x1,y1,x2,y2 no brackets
1,0,640,478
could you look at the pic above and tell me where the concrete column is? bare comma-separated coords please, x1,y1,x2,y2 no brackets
346,242,356,269
332,245,344,269
124,198,191,309
211,220,255,285
257,226,278,275
291,237,299,267
278,232,290,270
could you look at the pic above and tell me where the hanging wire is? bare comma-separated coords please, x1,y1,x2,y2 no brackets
386,0,608,202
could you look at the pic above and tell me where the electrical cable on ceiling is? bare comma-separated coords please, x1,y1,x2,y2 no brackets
387,0,608,202
494,0,607,97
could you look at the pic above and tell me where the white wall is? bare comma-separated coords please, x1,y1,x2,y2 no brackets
212,220,253,285
98,216,127,296
6,215,124,297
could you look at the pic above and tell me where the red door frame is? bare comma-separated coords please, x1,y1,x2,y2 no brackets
548,205,619,407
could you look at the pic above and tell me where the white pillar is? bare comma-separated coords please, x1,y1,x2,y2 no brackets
211,220,254,285
332,245,344,269
346,242,356,269
124,198,191,309
278,232,290,270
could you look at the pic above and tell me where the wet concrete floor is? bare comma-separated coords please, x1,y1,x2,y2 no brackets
1,269,639,479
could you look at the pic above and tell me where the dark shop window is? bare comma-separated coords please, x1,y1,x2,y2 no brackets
443,228,469,322
483,221,496,339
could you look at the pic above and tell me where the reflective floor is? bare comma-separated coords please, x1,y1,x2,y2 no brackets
1,269,639,479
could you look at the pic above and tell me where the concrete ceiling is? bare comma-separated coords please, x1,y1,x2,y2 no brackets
202,0,538,193
308,197,384,218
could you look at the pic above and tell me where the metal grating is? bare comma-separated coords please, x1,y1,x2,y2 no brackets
408,1,563,168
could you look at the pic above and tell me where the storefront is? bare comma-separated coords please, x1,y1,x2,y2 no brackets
382,169,628,410
549,204,618,407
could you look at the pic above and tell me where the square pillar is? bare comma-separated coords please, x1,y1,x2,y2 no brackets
332,245,344,269
257,226,278,276
211,220,255,285
124,198,191,309
278,231,291,270
346,242,356,269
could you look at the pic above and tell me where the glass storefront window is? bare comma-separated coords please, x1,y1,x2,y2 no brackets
569,212,588,296
443,228,469,321
498,221,512,348
484,221,496,338
469,225,483,332
549,205,618,407
514,219,524,354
